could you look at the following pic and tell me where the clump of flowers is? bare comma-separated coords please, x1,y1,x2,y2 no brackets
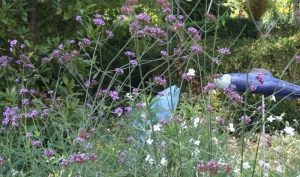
93,14,105,26
136,13,151,22
154,76,167,86
224,85,243,104
218,48,231,55
2,107,22,127
189,45,203,54
76,127,95,142
203,82,216,92
182,68,196,80
239,115,251,124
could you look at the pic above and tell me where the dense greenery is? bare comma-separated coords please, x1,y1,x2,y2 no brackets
0,0,299,176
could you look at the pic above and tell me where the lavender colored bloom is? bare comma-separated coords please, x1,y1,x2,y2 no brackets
25,64,34,68
187,27,198,35
129,59,138,65
218,48,231,55
165,15,176,22
136,102,146,109
173,48,182,56
193,34,201,41
295,55,300,62
69,152,88,164
154,76,167,86
58,43,65,50
26,110,39,118
20,44,25,49
124,106,132,113
256,73,265,84
118,152,126,163
9,39,18,48
82,38,91,45
189,45,203,53
203,82,216,92
224,85,243,104
121,6,134,15
118,15,126,21
160,50,168,58
42,57,50,63
93,17,105,26
124,51,136,58
137,13,151,22
198,163,208,173
44,149,55,157
142,26,167,39
127,136,134,142
0,56,9,68
163,7,172,15
86,143,93,148
115,68,124,75
105,30,114,38
172,21,184,32
239,115,251,124
0,156,3,165
112,107,123,116
22,98,30,105
32,140,42,147
60,159,70,168
75,15,82,21
129,21,139,33
88,153,97,161
109,90,119,100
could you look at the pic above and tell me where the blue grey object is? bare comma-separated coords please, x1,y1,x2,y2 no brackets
150,85,180,122
214,68,300,99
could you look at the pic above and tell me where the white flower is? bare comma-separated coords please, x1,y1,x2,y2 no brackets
243,162,251,170
193,116,200,128
125,93,133,101
258,160,270,169
194,140,200,145
146,138,154,145
160,157,168,166
140,112,146,119
270,95,276,102
234,168,240,173
228,123,235,132
275,165,282,173
145,155,154,164
275,113,285,121
284,126,295,136
192,148,200,156
267,115,276,123
187,68,196,77
153,124,161,132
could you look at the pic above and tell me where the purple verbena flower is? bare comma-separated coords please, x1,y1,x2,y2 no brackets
121,6,134,15
32,140,42,147
105,30,114,38
187,27,198,35
109,90,119,100
112,107,123,116
239,115,251,124
295,55,300,62
124,51,136,58
44,149,55,157
172,21,184,32
115,68,124,75
218,48,231,55
154,76,167,86
137,13,151,22
93,17,105,26
69,152,88,164
160,50,169,58
75,16,82,21
129,59,138,65
203,82,216,92
189,45,203,54
256,73,265,84
82,38,91,45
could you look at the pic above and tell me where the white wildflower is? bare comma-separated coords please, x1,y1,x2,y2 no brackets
228,123,235,132
194,140,201,145
267,115,276,123
160,157,168,166
284,126,295,136
270,95,276,102
243,162,251,170
146,138,153,145
187,68,196,77
145,155,154,165
153,124,161,132
193,116,200,128
275,165,283,173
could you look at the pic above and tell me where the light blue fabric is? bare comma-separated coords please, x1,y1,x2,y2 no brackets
150,85,180,122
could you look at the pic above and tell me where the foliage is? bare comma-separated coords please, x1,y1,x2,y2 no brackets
243,0,271,21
